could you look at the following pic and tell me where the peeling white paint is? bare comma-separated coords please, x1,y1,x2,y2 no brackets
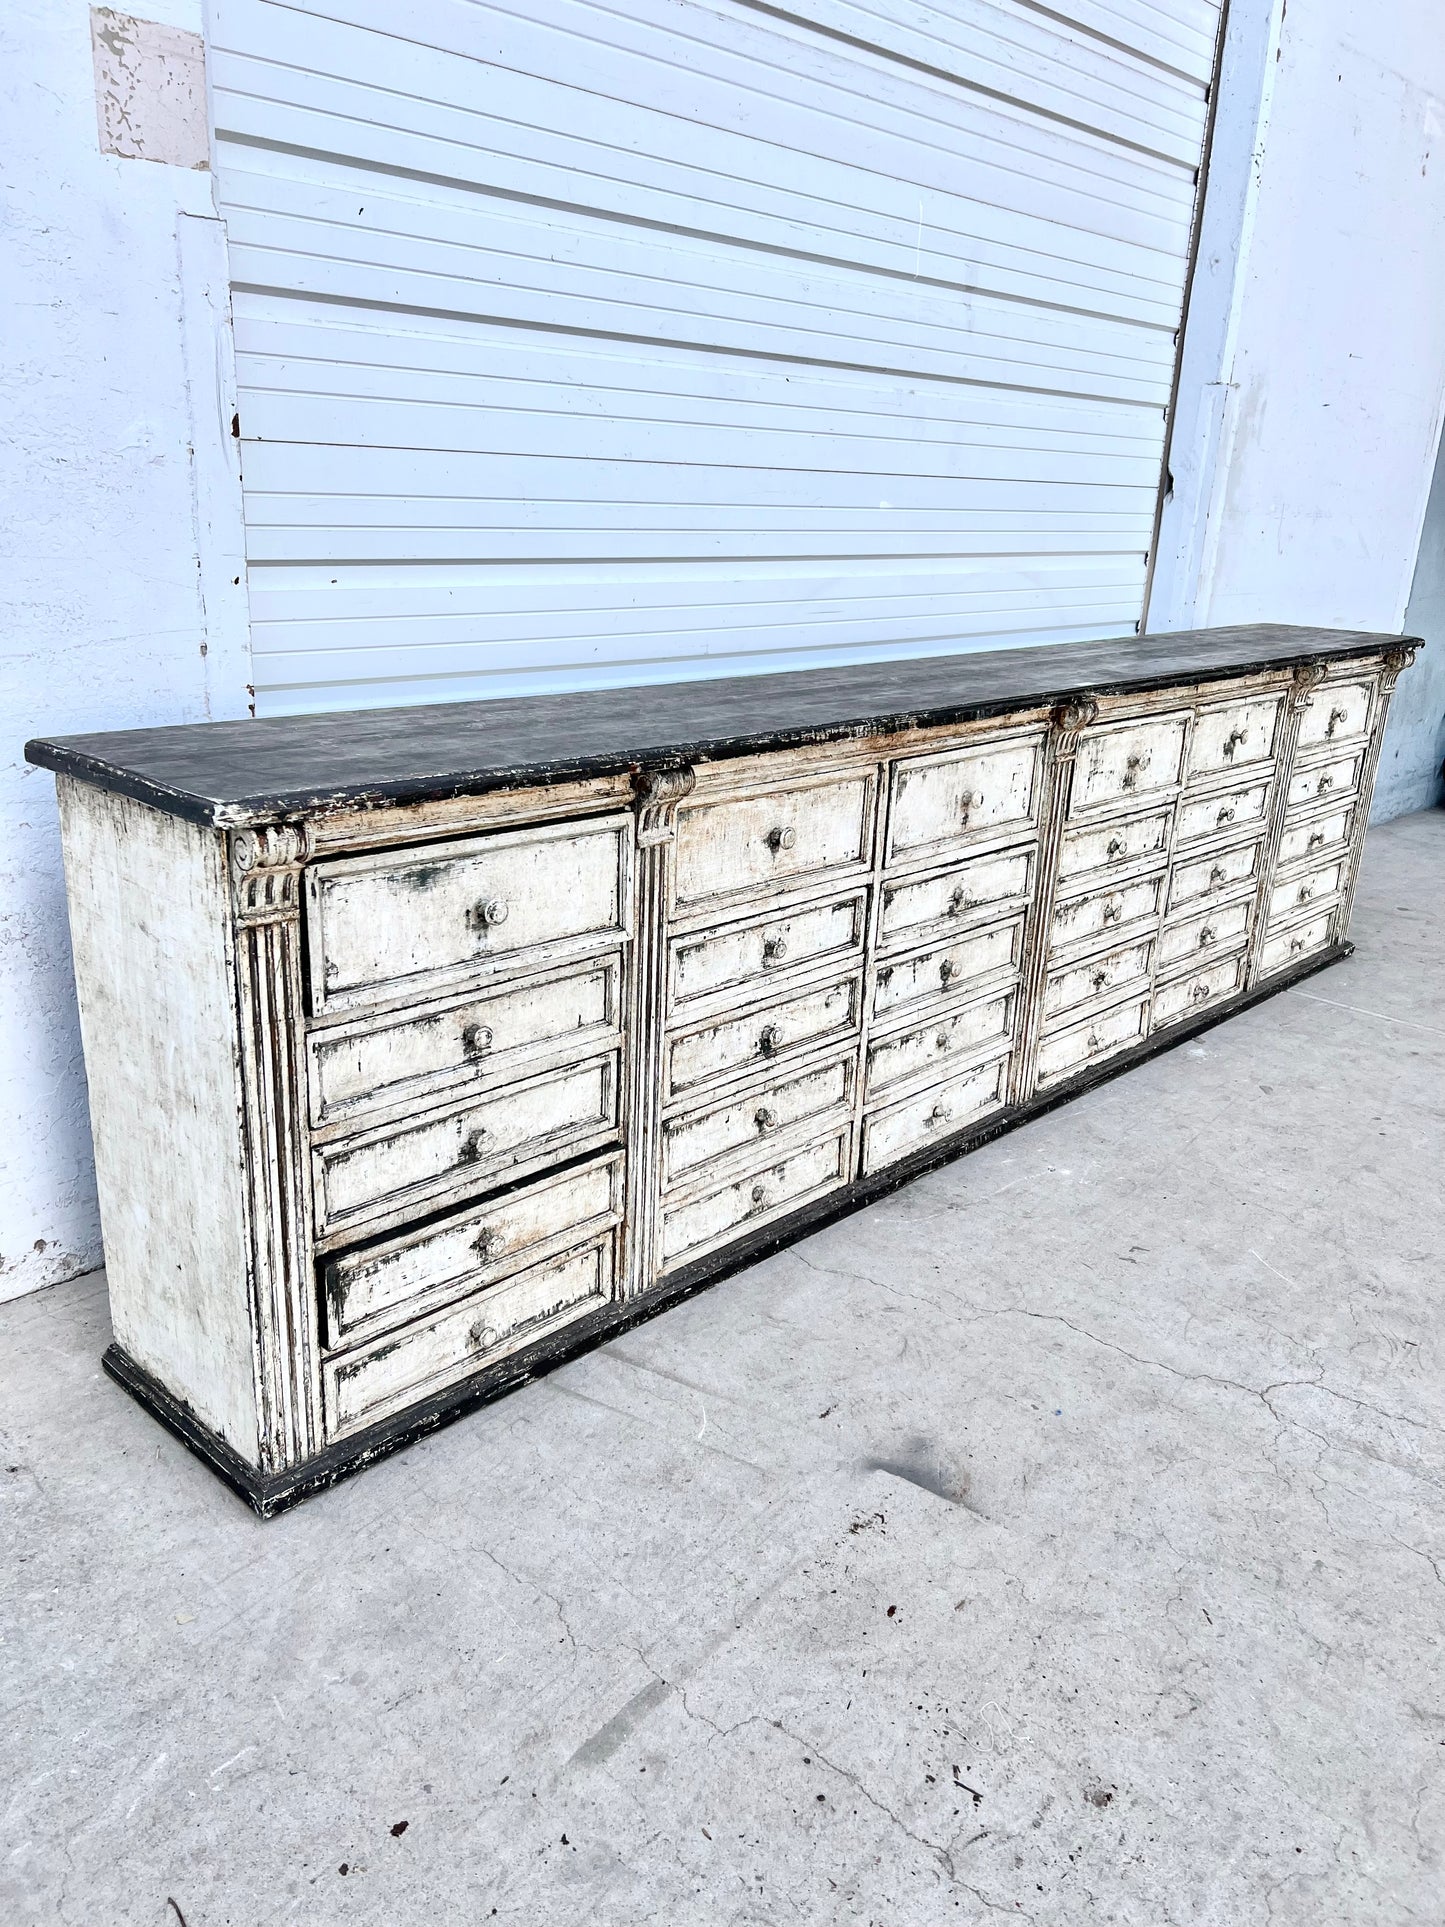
91,8,207,169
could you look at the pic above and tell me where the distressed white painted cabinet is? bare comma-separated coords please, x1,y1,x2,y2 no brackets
27,626,1417,1512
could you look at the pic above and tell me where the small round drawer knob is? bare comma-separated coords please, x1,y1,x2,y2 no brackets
1198,925,1216,948
1318,773,1334,794
948,887,973,917
762,935,787,964
754,1106,779,1133
939,958,959,984
1106,837,1125,859
758,1024,783,1054
935,1030,950,1050
1086,1031,1102,1055
458,1125,489,1163
1223,727,1248,758
1102,896,1122,924
766,826,797,853
471,1226,503,1262
461,1022,494,1058
1298,884,1314,903
1216,804,1236,825
1308,831,1325,851
467,1318,496,1352
750,1182,769,1206
958,788,982,818
1326,705,1349,737
1290,936,1306,955
1122,753,1144,788
1191,981,1211,1004
471,897,508,929
1091,967,1108,989
928,1102,951,1127
1209,865,1227,889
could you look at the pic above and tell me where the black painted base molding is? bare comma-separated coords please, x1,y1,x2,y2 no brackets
103,940,1351,1518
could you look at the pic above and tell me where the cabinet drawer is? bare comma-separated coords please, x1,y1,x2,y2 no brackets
662,1055,854,1188
323,1236,615,1439
670,892,866,1013
1286,750,1360,810
673,772,874,911
322,1155,622,1348
312,1054,619,1236
1186,696,1282,776
886,736,1042,863
1152,953,1246,1029
1043,937,1153,1026
1297,679,1372,750
1267,859,1346,929
1175,780,1270,846
660,1131,850,1268
1257,911,1333,977
1058,808,1171,882
878,846,1033,954
307,817,630,1015
1157,898,1250,971
665,974,860,1096
1050,873,1161,953
1276,806,1353,869
1035,996,1149,1089
861,1054,1008,1175
865,989,1012,1102
1071,715,1187,812
872,915,1022,1022
1167,839,1261,911
307,956,622,1130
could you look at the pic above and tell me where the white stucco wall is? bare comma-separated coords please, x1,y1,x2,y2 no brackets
0,0,250,1302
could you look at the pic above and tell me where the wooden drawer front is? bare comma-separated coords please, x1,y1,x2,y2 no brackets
313,1055,619,1235
1167,839,1261,911
1057,808,1170,882
1186,696,1282,777
1157,899,1251,972
322,1156,622,1348
865,990,1012,1102
660,1131,849,1268
1070,715,1187,813
1152,953,1246,1028
1043,938,1153,1027
1297,679,1372,750
662,1055,853,1189
673,773,874,910
324,1237,614,1438
307,957,620,1130
1036,996,1149,1089
1277,806,1353,870
1267,859,1346,929
1287,750,1360,810
670,893,865,1013
878,846,1032,954
1176,780,1270,847
308,817,629,1013
666,974,860,1096
872,916,1022,1022
886,737,1042,863
861,1055,1007,1175
1050,873,1161,954
1258,911,1333,977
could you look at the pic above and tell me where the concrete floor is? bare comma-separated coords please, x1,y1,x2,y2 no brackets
3,811,1442,1927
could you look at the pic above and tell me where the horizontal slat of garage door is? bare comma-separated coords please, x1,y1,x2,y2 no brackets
210,0,1221,716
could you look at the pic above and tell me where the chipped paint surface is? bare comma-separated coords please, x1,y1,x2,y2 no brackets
91,8,207,169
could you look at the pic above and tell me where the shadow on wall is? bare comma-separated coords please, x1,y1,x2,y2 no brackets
1375,434,1445,820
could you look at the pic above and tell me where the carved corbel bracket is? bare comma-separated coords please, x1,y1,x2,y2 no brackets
632,765,696,848
232,823,313,923
1379,643,1419,693
1049,697,1099,763
1288,663,1328,712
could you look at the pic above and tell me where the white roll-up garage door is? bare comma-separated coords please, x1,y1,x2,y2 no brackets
210,0,1222,717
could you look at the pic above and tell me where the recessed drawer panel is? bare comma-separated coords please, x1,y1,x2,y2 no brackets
1267,859,1346,929
886,736,1043,863
1257,911,1333,977
1175,780,1270,846
1050,873,1162,954
662,1055,854,1188
307,957,621,1130
312,1055,619,1236
666,974,860,1096
871,916,1022,1022
865,990,1012,1102
673,773,874,910
1035,997,1150,1089
660,1131,850,1268
307,817,630,1015
670,893,866,1012
1043,938,1153,1026
1157,899,1251,971
1286,751,1360,810
878,846,1033,954
322,1156,622,1348
1057,808,1171,882
861,1055,1008,1175
1276,806,1353,869
1071,715,1187,813
1152,953,1246,1029
324,1237,615,1439
1297,679,1372,750
1186,696,1282,776
1167,839,1262,911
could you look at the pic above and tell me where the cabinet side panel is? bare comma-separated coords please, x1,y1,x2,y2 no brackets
57,779,260,1462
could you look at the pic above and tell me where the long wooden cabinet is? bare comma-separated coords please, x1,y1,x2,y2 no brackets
27,626,1417,1512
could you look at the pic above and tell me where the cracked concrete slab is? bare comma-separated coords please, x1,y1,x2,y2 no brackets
1,811,1442,1924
